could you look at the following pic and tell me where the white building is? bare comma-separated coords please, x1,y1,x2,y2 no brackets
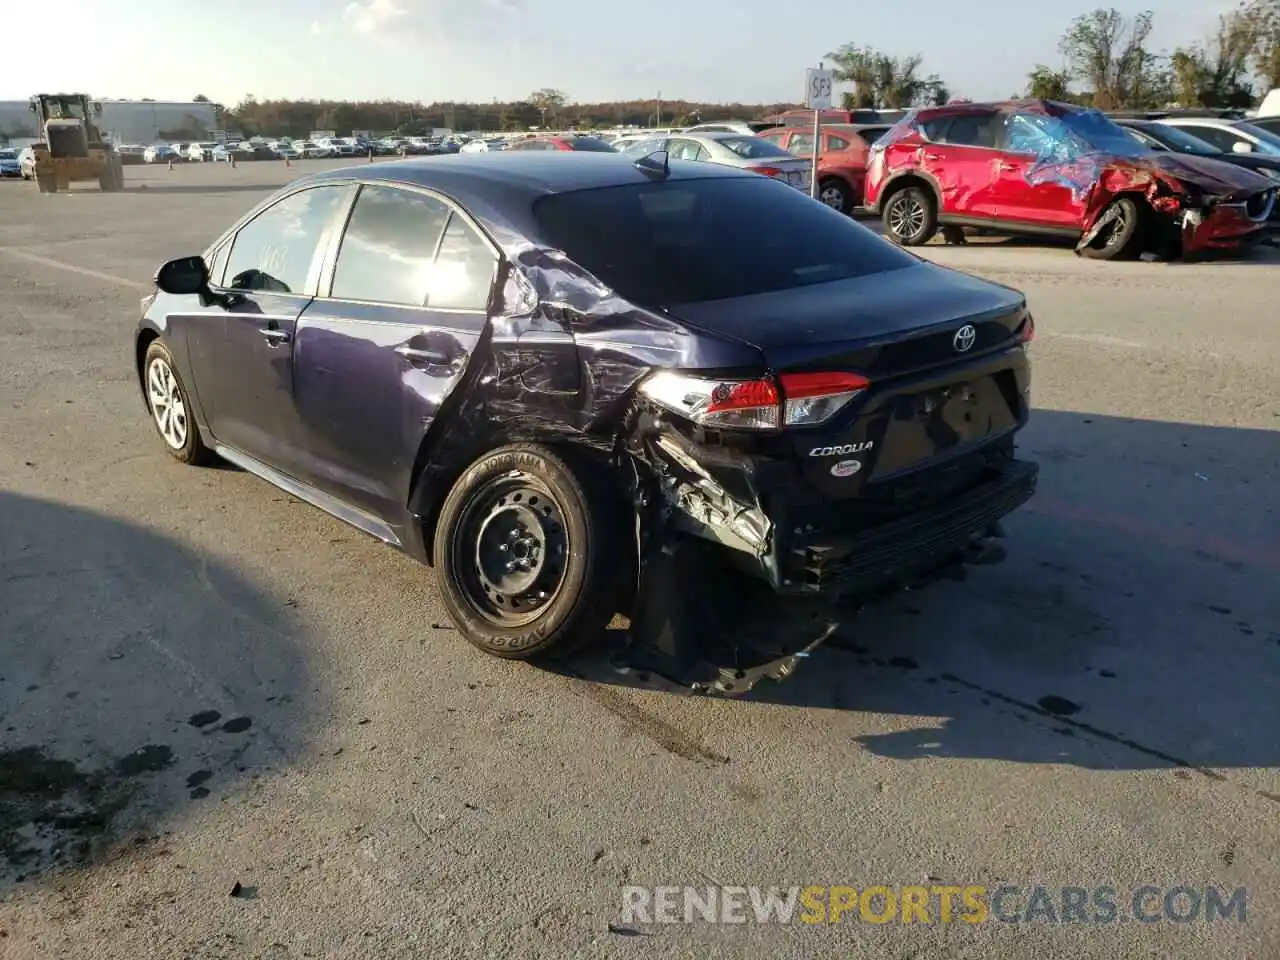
0,99,218,145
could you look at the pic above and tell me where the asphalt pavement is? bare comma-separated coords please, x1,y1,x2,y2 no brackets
0,160,1277,959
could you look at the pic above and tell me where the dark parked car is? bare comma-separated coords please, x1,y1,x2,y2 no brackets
1113,118,1280,223
135,153,1039,694
1114,118,1280,178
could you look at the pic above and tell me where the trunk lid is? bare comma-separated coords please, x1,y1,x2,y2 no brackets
663,260,1026,375
740,156,812,190
665,262,1031,499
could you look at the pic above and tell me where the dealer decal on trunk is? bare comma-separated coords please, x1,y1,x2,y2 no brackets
830,459,862,477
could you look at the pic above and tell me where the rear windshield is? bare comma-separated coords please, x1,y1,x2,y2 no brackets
532,177,917,305
717,136,791,159
568,137,616,152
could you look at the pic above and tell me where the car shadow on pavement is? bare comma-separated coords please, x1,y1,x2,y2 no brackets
563,409,1280,780
0,491,325,891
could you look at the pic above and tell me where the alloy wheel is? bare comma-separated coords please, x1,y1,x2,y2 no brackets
888,194,926,240
147,356,188,450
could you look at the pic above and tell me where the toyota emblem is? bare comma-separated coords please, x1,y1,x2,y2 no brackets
953,324,976,352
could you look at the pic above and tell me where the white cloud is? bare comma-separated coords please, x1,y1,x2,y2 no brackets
343,0,409,35
310,20,323,36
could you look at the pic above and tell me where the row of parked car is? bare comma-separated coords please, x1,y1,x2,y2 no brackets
566,105,1280,260
123,134,468,166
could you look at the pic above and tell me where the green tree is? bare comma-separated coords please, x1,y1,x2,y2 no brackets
1241,0,1280,89
193,94,211,102
827,44,881,107
528,88,567,126
1026,64,1075,100
1168,11,1259,107
1059,8,1164,108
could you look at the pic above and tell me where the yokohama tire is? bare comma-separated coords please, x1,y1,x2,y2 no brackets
432,444,623,660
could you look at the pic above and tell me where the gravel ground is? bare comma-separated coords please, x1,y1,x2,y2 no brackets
0,160,1278,959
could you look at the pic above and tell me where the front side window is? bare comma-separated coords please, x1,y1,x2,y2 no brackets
223,185,349,294
920,112,1001,148
330,185,452,305
1004,113,1057,155
789,133,815,156
425,216,497,311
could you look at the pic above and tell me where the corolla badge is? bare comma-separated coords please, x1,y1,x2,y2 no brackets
830,459,862,477
953,324,977,352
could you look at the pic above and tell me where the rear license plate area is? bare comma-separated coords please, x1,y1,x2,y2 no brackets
871,376,1017,478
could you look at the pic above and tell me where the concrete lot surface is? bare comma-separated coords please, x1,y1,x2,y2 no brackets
0,161,1278,959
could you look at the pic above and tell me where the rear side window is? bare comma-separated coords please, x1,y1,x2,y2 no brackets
568,138,615,152
717,137,792,159
532,177,917,305
425,216,497,311
330,184,452,305
826,135,851,151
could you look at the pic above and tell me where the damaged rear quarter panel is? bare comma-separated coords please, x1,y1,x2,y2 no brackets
404,219,765,564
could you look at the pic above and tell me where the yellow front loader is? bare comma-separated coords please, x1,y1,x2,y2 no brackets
28,93,124,193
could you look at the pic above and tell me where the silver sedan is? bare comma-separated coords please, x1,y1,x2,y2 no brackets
624,132,813,192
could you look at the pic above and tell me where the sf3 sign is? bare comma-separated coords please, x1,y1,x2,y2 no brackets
806,68,834,110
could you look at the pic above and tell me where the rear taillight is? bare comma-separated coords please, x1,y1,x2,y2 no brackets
638,370,870,431
750,165,783,177
1019,314,1035,343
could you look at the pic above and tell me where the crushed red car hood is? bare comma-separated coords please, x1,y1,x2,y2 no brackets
1143,152,1273,197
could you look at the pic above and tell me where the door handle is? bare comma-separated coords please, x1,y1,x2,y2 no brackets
261,327,291,345
997,161,1019,172
923,152,943,161
395,343,449,365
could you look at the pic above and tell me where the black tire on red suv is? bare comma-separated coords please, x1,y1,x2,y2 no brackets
882,184,938,246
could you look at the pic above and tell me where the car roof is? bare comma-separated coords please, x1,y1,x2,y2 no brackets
1159,116,1234,126
297,151,750,195
285,152,756,250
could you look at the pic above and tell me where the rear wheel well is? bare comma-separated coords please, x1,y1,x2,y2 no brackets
416,438,624,568
882,174,936,207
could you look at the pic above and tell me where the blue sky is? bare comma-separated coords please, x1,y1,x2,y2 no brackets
3,0,1238,106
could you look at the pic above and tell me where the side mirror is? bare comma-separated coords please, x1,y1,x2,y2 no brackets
154,256,209,296
1232,141,1253,154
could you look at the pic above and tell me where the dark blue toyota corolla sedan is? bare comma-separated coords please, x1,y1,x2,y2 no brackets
136,151,1038,694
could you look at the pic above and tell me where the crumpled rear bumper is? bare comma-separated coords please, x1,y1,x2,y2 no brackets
773,458,1039,597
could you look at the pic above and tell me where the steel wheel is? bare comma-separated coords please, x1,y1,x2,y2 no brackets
452,471,570,628
887,193,926,239
147,356,188,450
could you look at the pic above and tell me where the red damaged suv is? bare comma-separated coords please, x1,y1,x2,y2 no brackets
863,99,1277,260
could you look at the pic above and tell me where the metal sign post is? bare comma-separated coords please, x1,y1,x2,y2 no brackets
804,63,833,200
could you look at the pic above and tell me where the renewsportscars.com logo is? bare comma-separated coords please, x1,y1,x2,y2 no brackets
620,885,1248,925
